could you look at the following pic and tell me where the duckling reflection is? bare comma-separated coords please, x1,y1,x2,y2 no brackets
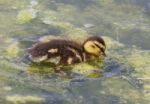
28,36,106,65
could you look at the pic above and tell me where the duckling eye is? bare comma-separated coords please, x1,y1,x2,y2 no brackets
100,48,104,53
91,45,96,48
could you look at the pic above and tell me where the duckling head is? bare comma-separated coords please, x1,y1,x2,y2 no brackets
83,36,106,57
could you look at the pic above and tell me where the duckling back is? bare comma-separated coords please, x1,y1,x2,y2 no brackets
28,39,84,65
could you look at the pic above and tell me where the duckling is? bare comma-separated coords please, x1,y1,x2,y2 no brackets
28,36,106,65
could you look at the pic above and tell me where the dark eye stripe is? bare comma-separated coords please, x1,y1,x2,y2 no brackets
94,43,105,53
94,43,101,49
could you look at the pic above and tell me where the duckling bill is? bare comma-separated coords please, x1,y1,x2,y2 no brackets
28,36,106,65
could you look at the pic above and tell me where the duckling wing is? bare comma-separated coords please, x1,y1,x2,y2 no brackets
28,41,60,62
28,39,84,64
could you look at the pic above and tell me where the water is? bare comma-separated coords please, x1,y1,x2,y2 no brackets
0,0,150,104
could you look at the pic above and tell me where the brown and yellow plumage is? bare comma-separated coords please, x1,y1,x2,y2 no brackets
28,36,106,65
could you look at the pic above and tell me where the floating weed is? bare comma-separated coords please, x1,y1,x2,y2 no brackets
41,10,59,23
71,59,104,77
6,42,19,58
0,0,150,103
6,95,45,104
101,77,144,104
17,8,37,24
127,50,150,69
27,63,55,76
102,36,124,49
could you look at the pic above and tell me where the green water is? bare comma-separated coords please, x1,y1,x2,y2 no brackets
0,0,150,104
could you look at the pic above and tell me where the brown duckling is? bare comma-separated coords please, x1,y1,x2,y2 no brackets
28,36,106,65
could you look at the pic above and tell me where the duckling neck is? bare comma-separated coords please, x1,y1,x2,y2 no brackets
82,46,95,61
82,51,95,62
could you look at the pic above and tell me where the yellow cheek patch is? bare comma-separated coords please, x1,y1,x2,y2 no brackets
84,41,95,52
48,48,58,53
84,41,100,54
84,40,106,56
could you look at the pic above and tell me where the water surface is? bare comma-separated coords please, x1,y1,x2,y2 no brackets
0,0,150,104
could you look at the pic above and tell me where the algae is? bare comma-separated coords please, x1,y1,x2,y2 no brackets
6,95,45,104
0,0,150,104
17,8,37,24
6,42,19,57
